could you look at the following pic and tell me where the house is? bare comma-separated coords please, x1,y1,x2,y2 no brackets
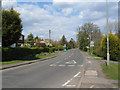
35,39,52,47
10,34,24,47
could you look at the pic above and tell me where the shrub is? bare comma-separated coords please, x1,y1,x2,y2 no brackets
101,33,120,61
2,47,45,61
49,47,56,53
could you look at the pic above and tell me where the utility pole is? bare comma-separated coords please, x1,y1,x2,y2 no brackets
49,30,51,47
106,0,109,68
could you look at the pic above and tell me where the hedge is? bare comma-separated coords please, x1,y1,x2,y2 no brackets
100,33,120,61
2,47,56,61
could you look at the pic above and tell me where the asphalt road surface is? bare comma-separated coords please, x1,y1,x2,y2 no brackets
2,48,85,88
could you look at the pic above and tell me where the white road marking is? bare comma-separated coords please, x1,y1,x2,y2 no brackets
66,62,70,64
62,80,71,86
62,71,81,87
73,60,77,64
66,85,76,87
88,61,92,63
90,85,94,88
74,72,81,78
58,65,65,67
50,64,56,66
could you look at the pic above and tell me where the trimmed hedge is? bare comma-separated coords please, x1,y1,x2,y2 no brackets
2,47,56,61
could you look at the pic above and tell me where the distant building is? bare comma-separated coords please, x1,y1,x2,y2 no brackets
35,39,52,47
52,41,59,44
10,34,24,48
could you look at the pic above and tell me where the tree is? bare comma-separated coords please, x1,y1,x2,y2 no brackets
2,7,22,47
68,38,75,49
77,22,102,51
101,33,120,61
60,35,67,46
26,33,34,47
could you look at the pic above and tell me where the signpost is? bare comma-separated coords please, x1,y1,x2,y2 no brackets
90,41,94,55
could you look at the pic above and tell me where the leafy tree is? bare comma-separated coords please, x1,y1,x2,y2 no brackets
26,33,34,47
101,33,120,61
77,22,101,51
60,35,67,46
68,38,75,49
2,7,22,47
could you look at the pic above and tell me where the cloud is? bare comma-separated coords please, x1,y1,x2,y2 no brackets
2,1,118,41
2,0,17,8
62,8,73,16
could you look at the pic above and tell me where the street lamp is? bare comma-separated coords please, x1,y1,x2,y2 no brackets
106,0,109,68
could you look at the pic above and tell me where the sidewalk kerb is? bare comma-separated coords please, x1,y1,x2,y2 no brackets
1,55,58,70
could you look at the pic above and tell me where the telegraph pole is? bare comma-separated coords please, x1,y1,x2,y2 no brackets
106,0,109,68
49,30,51,47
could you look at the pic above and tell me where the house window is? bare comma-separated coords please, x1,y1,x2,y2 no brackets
19,36,23,40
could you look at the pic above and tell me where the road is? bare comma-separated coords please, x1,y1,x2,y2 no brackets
2,49,85,88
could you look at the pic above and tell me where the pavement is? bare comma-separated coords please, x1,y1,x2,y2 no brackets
2,49,84,88
80,52,118,88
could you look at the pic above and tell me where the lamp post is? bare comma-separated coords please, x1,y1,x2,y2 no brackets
106,0,109,68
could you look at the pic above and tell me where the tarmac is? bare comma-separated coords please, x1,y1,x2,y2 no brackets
80,52,119,88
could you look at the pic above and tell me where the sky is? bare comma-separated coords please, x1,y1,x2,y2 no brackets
2,0,118,41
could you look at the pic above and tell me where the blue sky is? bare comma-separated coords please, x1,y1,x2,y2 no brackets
2,0,118,41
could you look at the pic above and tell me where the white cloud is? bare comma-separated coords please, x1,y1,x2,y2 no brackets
2,0,17,8
62,8,73,16
2,2,118,41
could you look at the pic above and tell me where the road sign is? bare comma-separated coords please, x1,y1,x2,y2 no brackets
86,46,89,48
90,41,94,47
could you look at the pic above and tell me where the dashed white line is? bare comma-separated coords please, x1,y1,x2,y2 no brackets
90,85,94,88
73,60,77,64
62,80,71,86
50,64,56,66
74,72,81,78
66,62,70,64
58,65,65,67
66,85,76,87
68,65,75,67
62,71,81,87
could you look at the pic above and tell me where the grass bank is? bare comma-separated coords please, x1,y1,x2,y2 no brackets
101,63,118,80
0,52,57,65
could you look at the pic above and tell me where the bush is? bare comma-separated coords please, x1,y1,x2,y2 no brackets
101,33,120,61
2,47,44,61
49,47,56,53
2,47,57,61
93,47,104,57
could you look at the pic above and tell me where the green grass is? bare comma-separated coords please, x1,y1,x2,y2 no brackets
101,63,118,80
1,53,57,65
0,60,24,65
94,57,106,60
87,51,98,57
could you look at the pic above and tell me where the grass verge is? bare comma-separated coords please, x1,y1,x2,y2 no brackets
0,52,57,65
101,63,118,80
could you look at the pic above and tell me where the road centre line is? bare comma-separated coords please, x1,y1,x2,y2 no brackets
62,78,73,86
90,85,94,88
58,65,65,67
62,71,81,86
74,72,81,78
66,85,76,87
